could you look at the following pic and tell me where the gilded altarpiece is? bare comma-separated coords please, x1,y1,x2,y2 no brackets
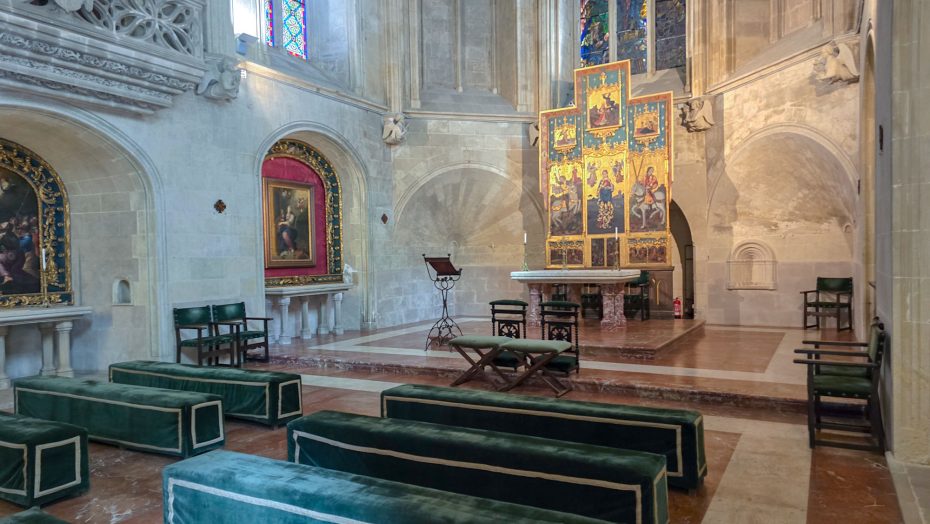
0,139,72,307
539,61,672,268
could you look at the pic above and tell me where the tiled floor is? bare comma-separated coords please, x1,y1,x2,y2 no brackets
0,320,905,523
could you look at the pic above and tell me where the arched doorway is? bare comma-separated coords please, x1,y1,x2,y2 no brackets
669,200,694,318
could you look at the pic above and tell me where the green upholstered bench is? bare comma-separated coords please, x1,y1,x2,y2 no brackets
0,507,70,524
162,450,602,524
288,410,669,523
109,361,302,427
14,376,224,458
381,383,707,490
0,413,88,508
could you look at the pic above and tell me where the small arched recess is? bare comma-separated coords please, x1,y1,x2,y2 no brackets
727,241,776,290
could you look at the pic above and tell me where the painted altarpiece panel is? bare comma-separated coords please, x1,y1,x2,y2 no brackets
538,60,672,269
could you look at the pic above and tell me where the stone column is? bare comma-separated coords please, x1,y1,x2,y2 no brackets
300,297,314,340
527,283,542,328
54,321,74,378
277,297,292,345
39,323,56,376
318,294,330,336
333,293,344,335
599,284,627,330
0,326,9,389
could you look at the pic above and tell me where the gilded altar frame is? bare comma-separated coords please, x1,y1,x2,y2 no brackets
263,140,344,287
0,138,72,307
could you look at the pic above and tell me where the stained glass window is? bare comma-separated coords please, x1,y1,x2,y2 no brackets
263,0,274,47
282,0,308,59
580,0,609,67
616,0,648,75
655,0,686,71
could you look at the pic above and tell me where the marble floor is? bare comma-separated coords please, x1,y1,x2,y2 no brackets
0,320,906,523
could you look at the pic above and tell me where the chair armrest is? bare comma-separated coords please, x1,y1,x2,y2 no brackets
794,348,869,357
800,340,868,347
214,320,244,325
244,316,274,322
177,323,210,329
793,359,879,369
800,289,817,295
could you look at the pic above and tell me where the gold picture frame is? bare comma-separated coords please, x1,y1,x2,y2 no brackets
263,178,315,268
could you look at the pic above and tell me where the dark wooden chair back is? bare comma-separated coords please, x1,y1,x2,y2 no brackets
540,301,580,372
489,299,528,339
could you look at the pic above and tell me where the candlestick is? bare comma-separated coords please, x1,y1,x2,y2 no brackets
41,248,46,271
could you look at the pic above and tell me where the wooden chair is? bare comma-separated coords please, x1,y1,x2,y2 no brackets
580,284,602,320
540,301,581,374
793,319,886,451
624,271,650,321
489,299,528,371
802,277,853,330
212,302,272,366
173,306,234,366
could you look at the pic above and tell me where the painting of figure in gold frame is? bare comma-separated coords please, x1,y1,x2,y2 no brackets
0,168,40,295
263,179,315,268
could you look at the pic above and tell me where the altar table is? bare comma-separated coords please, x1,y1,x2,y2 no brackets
0,306,93,389
510,269,640,329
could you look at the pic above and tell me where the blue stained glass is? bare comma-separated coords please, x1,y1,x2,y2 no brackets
616,0,648,74
655,0,686,71
263,0,274,46
580,0,609,67
282,0,307,59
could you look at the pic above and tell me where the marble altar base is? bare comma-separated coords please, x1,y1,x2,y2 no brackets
510,270,640,330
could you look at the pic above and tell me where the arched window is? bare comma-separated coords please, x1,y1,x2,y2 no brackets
266,0,308,59
580,0,687,75
727,241,777,290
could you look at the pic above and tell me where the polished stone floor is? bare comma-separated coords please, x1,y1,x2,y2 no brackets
0,320,905,523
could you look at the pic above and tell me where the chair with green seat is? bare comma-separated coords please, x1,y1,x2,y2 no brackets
540,301,581,375
793,319,886,451
579,284,602,319
489,299,529,371
802,277,853,330
624,270,650,321
174,306,234,366
212,302,272,365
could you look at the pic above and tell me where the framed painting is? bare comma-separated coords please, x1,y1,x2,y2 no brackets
263,178,315,268
0,167,41,296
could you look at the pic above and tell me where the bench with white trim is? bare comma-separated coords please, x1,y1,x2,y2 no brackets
162,450,603,524
14,376,224,458
0,412,88,508
109,361,302,427
288,410,669,524
381,383,706,490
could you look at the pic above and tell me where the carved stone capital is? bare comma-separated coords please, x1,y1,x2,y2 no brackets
382,113,407,145
679,97,715,133
196,55,241,101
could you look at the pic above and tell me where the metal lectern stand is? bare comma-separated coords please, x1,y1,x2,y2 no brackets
423,254,462,350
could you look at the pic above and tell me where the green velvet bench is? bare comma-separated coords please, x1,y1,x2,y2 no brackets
288,410,669,523
381,384,707,490
163,450,601,524
0,507,69,524
109,361,302,427
14,376,225,458
0,413,88,508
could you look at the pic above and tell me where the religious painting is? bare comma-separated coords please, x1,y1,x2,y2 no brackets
0,167,40,295
548,240,585,267
628,159,669,233
633,111,660,140
580,0,609,67
586,83,623,131
263,178,315,268
548,161,584,237
553,123,578,152
628,237,668,265
584,154,626,234
590,237,621,267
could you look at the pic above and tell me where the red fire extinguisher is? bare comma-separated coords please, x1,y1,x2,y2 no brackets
673,297,682,319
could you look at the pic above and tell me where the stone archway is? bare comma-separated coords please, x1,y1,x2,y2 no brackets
0,105,162,377
669,200,694,318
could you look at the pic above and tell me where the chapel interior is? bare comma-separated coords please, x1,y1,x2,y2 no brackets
0,0,928,522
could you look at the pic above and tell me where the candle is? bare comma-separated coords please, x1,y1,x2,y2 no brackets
41,248,46,271
523,232,527,244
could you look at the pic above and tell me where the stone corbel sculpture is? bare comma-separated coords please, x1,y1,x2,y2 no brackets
680,97,715,133
815,41,859,84
196,56,241,101
343,264,357,285
29,0,93,12
382,113,407,145
527,121,540,147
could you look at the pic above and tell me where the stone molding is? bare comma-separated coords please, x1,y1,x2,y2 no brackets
0,4,206,114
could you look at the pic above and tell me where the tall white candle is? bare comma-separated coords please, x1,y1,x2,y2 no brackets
41,248,47,271
523,232,527,244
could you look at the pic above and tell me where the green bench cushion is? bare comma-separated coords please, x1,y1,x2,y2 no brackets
0,413,88,508
14,376,224,458
540,300,581,308
163,450,602,524
490,299,529,307
812,375,872,397
381,383,706,490
492,350,523,368
0,507,70,524
288,410,668,524
109,361,302,426
544,354,579,373
818,364,868,378
448,335,513,349
499,339,572,353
